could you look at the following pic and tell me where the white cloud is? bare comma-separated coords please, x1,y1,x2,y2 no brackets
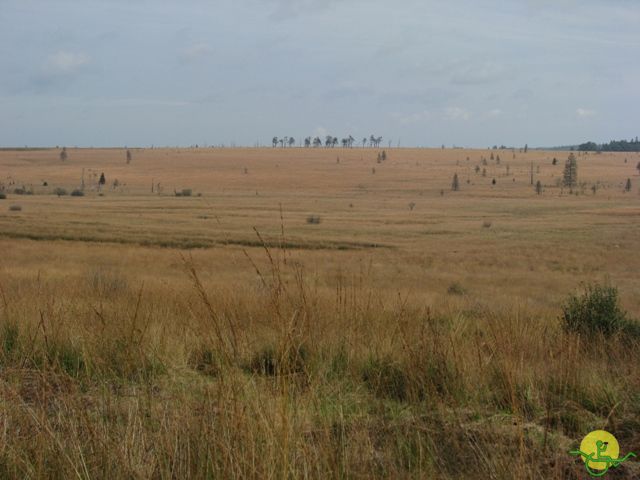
487,108,503,117
576,108,596,117
444,107,471,121
45,51,90,74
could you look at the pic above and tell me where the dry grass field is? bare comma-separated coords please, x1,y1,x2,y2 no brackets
0,146,639,478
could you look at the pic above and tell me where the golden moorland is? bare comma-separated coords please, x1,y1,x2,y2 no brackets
0,146,639,478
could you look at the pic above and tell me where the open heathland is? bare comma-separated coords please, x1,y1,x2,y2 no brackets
0,146,639,478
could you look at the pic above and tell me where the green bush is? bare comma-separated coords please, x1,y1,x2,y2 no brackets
53,187,68,196
70,189,84,197
622,320,640,340
0,192,6,200
561,282,627,336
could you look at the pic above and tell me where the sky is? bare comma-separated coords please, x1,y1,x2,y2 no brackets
0,0,638,148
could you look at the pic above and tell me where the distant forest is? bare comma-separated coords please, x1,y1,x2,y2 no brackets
577,137,640,152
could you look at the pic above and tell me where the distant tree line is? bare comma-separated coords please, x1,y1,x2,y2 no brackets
272,134,383,148
272,136,297,148
578,137,640,152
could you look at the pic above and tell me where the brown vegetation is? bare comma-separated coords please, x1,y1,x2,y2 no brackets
0,147,639,478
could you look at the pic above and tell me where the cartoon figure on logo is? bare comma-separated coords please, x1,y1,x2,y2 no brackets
570,430,636,477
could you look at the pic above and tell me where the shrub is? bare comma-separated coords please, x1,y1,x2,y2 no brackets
181,189,192,197
482,220,492,228
0,193,6,200
622,320,640,339
306,215,321,225
8,205,22,211
561,282,627,336
53,187,68,197
451,173,459,191
535,180,543,195
70,189,84,197
447,282,466,295
13,188,31,195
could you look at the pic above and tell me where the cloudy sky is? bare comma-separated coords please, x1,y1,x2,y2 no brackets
0,0,638,147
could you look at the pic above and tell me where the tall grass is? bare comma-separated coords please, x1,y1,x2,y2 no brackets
0,243,638,478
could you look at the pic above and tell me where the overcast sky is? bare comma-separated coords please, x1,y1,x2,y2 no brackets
1,0,638,148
